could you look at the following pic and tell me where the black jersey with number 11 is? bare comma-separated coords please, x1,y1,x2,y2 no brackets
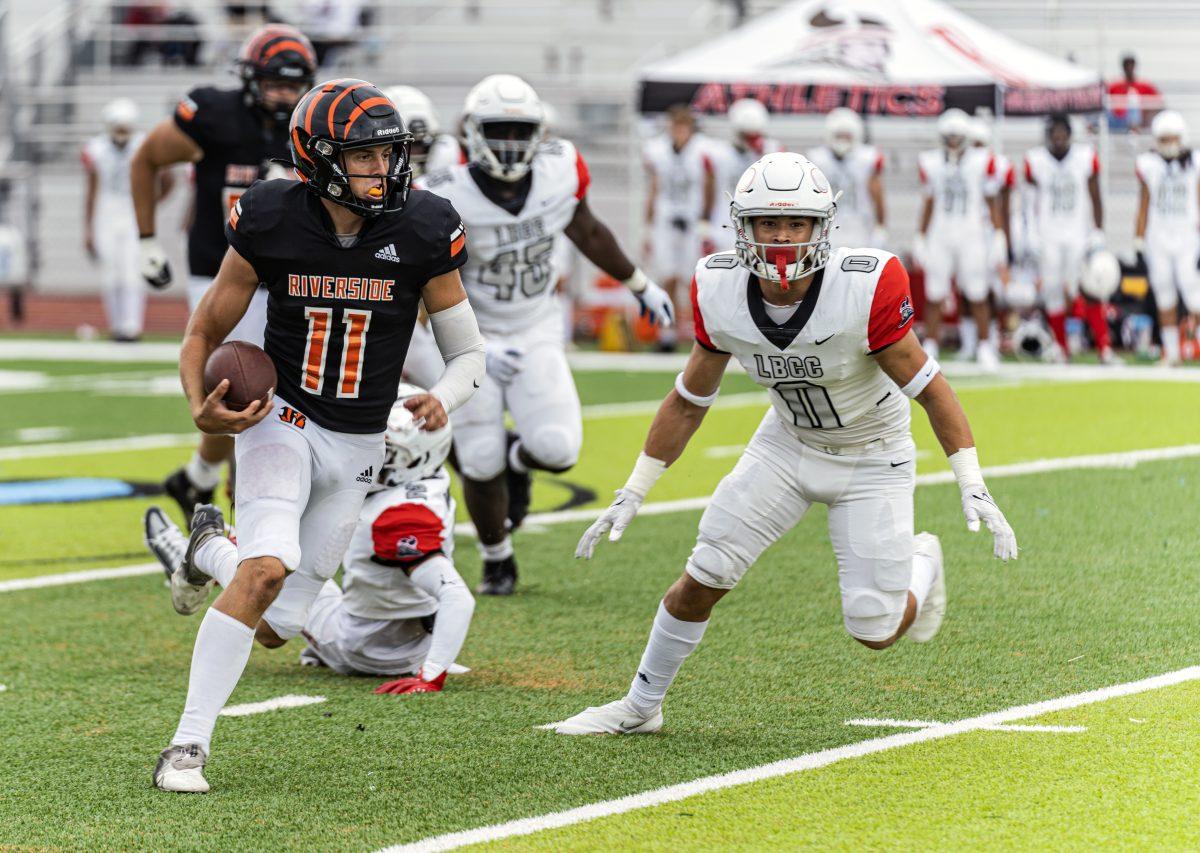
225,179,467,434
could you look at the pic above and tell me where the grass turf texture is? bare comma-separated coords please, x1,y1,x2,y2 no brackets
0,456,1196,849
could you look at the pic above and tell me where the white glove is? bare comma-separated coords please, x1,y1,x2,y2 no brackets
1088,227,1107,254
484,343,523,386
1133,236,1146,256
911,234,928,269
139,236,172,289
624,269,675,328
575,489,644,559
949,448,1017,561
990,230,1009,268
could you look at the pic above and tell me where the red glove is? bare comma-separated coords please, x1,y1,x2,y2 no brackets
374,670,446,695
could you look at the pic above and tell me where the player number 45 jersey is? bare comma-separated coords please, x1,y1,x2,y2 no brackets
693,247,914,448
420,139,589,334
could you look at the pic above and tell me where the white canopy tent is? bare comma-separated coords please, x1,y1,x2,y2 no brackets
638,0,1103,118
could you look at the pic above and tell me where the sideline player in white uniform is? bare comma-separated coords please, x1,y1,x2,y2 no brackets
643,104,716,346
141,80,486,793
807,108,886,252
1134,110,1200,365
1024,113,1114,363
418,74,674,596
82,98,158,341
964,116,1015,359
144,387,475,693
914,109,1006,371
543,152,1017,735
708,99,785,251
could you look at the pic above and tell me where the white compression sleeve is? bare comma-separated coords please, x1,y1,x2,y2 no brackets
427,300,485,413
408,556,475,681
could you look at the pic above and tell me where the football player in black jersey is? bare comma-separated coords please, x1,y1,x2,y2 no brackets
130,24,316,524
151,80,486,794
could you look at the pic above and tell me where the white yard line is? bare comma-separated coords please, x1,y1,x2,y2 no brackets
4,443,1200,594
844,718,1085,733
219,694,326,717
384,666,1200,852
0,433,196,461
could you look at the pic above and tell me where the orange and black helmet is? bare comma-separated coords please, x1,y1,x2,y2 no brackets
236,24,317,122
288,79,414,218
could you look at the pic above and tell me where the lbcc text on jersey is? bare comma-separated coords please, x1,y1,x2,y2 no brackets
226,180,467,433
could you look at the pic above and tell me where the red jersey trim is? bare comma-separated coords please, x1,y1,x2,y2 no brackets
1024,159,1034,184
874,152,885,175
1091,152,1101,177
690,275,728,354
867,256,914,353
371,503,445,562
575,150,591,200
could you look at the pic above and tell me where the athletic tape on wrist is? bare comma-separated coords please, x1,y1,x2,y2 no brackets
622,268,649,294
948,446,984,491
899,356,940,399
623,452,667,498
674,372,719,407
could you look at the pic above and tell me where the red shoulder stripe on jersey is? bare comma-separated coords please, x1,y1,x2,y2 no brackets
1024,158,1034,184
874,151,885,175
690,275,726,353
371,503,445,562
1091,151,1101,176
867,256,914,354
575,150,591,200
986,154,996,177
80,148,93,170
702,153,714,175
917,163,927,184
1005,164,1016,188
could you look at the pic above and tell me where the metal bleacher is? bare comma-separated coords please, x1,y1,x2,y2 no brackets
5,0,1200,296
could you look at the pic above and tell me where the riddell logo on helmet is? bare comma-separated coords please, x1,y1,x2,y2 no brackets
768,201,795,207
375,127,399,136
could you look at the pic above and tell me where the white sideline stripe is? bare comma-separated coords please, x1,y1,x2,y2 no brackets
5,443,1200,593
385,666,1200,852
0,562,162,593
0,433,195,460
845,718,1086,733
219,694,326,717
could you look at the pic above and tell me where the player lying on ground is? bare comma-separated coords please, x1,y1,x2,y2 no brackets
145,79,485,793
145,386,475,693
544,152,1018,736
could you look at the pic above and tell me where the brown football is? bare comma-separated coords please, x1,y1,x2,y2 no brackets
203,341,277,412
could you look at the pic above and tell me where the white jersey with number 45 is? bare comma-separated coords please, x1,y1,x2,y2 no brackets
420,139,589,334
692,247,915,449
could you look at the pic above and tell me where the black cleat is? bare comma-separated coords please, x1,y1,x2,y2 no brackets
477,556,518,596
163,468,215,527
505,432,532,531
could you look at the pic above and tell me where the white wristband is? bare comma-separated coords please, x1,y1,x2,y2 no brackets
622,268,649,294
623,452,667,498
899,356,940,399
674,372,718,407
948,446,984,491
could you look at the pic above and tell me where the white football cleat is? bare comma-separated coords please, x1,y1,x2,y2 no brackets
143,506,211,616
908,532,946,643
976,340,1000,374
538,698,663,735
153,743,210,793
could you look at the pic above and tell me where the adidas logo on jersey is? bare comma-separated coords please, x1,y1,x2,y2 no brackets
374,243,400,263
356,466,375,484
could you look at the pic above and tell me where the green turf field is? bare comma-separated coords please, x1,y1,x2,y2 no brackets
1,344,1198,850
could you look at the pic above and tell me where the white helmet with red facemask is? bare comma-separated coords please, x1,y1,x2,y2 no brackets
730,152,838,290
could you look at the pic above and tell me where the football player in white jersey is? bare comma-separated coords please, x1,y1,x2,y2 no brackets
708,99,785,251
82,99,162,341
914,109,1006,371
1024,113,1114,363
143,387,475,693
965,116,1015,359
643,104,717,346
417,74,674,596
807,108,887,252
1135,111,1200,365
544,153,1017,735
382,85,458,182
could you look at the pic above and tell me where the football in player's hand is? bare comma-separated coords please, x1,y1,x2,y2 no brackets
204,341,276,411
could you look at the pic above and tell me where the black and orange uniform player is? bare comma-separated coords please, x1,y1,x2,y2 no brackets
152,80,485,794
130,24,317,522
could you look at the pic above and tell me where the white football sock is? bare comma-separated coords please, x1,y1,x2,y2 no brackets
909,552,937,615
959,319,978,358
1163,326,1181,363
507,439,529,475
185,452,222,492
478,536,513,562
171,608,254,753
625,601,708,715
195,536,239,588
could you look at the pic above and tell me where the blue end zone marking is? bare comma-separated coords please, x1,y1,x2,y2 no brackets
0,478,136,506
